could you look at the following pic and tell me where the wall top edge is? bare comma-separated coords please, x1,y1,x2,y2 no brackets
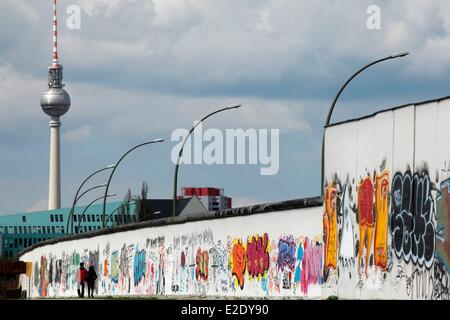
18,196,323,257
325,94,450,129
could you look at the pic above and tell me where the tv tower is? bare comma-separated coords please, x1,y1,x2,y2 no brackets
40,0,71,210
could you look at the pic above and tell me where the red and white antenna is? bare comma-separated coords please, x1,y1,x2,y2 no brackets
52,0,59,66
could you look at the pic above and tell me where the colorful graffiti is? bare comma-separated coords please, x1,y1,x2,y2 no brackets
195,249,209,281
25,223,325,298
357,176,374,277
374,171,389,271
39,256,48,297
301,238,323,294
277,235,296,272
436,178,450,271
110,250,119,284
230,239,246,289
246,234,270,279
324,185,338,274
134,248,146,286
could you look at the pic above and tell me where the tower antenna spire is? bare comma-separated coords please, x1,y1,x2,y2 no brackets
52,0,59,66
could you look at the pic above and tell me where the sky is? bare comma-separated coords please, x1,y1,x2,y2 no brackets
1,0,450,215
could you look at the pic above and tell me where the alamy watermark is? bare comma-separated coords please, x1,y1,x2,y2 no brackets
66,5,81,30
366,5,381,30
171,122,279,176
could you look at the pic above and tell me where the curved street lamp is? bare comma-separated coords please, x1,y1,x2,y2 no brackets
76,193,116,234
101,139,164,226
67,165,115,234
320,51,409,197
172,104,242,217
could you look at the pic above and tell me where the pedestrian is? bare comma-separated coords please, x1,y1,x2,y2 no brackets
86,265,98,298
77,262,87,298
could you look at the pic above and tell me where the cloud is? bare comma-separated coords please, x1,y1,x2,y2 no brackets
2,0,450,213
26,198,47,212
233,196,266,208
0,64,47,145
63,125,93,144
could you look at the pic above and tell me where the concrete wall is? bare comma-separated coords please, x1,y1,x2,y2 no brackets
19,206,323,298
323,97,450,300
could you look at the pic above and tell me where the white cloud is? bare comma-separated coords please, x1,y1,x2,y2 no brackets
233,196,266,208
63,125,93,144
26,198,47,212
0,64,46,137
405,37,450,77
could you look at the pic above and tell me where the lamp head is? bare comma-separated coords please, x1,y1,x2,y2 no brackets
390,51,410,59
226,104,242,110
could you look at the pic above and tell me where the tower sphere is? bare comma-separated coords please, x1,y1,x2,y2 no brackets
40,87,71,117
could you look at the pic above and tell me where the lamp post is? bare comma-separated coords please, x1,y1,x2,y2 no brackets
76,193,116,233
67,165,115,234
172,104,242,217
320,51,409,197
101,139,164,226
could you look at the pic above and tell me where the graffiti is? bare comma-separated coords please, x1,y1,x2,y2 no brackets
436,178,450,272
357,176,374,277
34,262,39,287
103,259,109,277
432,260,449,300
156,239,166,295
324,184,338,274
339,177,355,267
55,259,62,285
268,240,280,293
181,251,186,268
134,248,146,286
40,256,48,297
411,267,434,299
390,171,435,269
294,243,303,283
374,171,389,271
246,233,270,279
230,239,246,289
392,264,411,295
209,241,231,293
301,238,323,294
48,256,54,286
277,235,296,272
119,244,129,278
195,249,209,281
110,250,119,284
282,271,292,289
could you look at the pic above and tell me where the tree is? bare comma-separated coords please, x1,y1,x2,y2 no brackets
135,181,149,222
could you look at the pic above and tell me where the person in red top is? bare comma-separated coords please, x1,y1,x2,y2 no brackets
77,262,88,298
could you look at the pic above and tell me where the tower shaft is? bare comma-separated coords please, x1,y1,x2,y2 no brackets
48,117,61,210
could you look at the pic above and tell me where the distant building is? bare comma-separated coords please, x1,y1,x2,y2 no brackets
181,187,232,211
139,195,208,221
0,201,135,259
0,196,211,259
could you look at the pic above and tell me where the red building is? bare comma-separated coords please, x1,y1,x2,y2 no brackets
181,187,232,211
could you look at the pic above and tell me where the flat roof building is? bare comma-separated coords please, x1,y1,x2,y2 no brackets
0,201,132,259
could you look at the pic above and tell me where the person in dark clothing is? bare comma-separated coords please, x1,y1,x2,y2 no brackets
86,266,98,298
77,262,87,298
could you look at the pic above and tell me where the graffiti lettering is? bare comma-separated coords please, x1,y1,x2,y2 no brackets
390,171,435,269
246,234,270,279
